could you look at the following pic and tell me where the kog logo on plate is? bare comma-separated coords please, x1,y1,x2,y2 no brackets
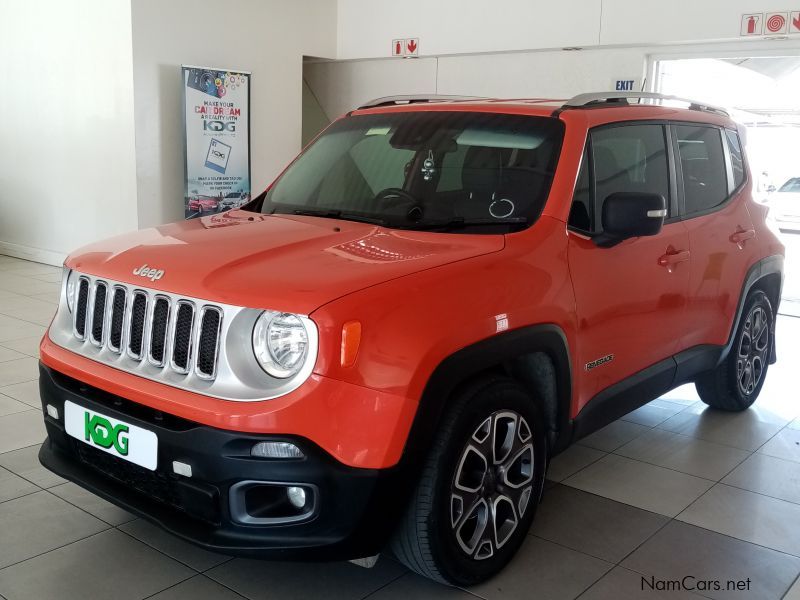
85,412,129,455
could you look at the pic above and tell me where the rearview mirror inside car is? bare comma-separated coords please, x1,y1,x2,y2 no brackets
593,192,666,248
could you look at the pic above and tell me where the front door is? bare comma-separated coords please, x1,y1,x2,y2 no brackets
567,123,690,410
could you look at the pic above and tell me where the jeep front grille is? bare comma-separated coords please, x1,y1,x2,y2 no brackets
71,279,222,380
51,269,319,402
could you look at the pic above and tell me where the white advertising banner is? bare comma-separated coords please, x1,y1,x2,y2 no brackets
182,65,251,218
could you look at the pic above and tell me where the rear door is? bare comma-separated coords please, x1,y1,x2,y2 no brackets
675,125,758,349
567,122,690,408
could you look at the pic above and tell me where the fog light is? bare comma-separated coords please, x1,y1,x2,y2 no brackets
251,441,304,459
287,486,306,509
46,404,59,420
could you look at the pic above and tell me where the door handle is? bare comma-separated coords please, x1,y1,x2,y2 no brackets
730,228,755,249
658,248,690,272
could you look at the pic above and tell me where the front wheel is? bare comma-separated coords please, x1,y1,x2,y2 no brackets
696,290,773,411
391,377,547,585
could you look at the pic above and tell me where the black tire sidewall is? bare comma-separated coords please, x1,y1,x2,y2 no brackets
427,380,547,586
727,290,773,407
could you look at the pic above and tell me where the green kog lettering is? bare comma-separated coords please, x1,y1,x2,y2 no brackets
84,412,130,456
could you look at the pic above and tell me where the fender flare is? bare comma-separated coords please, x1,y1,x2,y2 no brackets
399,324,573,470
719,254,784,366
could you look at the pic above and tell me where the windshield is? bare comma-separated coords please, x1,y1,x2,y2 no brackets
779,178,800,193
259,111,564,233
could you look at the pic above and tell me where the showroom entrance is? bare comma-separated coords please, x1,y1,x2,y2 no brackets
650,52,800,318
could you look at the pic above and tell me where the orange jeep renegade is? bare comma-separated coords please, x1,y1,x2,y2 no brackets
39,92,785,585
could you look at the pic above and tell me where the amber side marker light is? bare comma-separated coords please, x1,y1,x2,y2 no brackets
340,321,362,367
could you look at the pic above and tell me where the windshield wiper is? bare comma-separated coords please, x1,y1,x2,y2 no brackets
289,209,387,226
408,216,529,230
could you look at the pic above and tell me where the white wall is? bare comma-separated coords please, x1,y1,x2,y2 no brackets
305,48,649,122
337,0,603,59
131,0,337,229
309,0,800,132
337,0,792,60
0,0,138,264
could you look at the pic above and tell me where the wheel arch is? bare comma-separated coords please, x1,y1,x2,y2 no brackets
401,324,573,470
722,254,784,366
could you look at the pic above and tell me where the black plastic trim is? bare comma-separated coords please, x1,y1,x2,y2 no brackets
571,356,677,441
718,254,784,366
37,364,406,560
405,324,573,460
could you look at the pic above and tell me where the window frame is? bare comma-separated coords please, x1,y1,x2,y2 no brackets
670,122,748,220
724,127,749,195
567,120,679,235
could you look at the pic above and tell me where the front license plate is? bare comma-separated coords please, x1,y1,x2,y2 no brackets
64,401,158,471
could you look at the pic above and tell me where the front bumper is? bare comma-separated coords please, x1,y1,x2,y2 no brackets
38,364,408,559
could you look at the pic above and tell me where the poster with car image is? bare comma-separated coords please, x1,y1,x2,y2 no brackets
182,65,251,218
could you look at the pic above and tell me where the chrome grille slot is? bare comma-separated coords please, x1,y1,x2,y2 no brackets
149,296,171,366
171,301,195,373
73,277,90,340
196,307,222,379
128,292,148,359
90,282,108,345
108,286,127,352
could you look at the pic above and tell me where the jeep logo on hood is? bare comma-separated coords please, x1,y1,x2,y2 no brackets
133,264,165,282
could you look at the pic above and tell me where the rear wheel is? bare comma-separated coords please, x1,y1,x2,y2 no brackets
391,377,547,585
696,290,773,411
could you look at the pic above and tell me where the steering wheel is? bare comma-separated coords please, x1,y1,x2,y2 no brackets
374,187,417,207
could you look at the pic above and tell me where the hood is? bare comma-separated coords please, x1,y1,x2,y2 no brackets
66,210,505,314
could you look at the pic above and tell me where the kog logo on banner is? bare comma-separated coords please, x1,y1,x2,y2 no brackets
203,120,236,132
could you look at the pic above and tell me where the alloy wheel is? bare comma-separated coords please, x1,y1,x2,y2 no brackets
450,410,534,561
737,305,769,396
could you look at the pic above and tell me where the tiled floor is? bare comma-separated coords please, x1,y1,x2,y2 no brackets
1,252,800,600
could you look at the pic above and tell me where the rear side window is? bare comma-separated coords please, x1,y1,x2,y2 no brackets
779,178,800,193
676,125,728,215
725,130,745,189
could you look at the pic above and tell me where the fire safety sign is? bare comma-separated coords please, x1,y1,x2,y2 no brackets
741,11,800,36
391,38,420,57
741,13,763,35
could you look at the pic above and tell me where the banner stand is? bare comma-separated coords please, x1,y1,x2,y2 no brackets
181,65,251,219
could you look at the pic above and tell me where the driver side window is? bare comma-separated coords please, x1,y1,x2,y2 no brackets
568,124,671,234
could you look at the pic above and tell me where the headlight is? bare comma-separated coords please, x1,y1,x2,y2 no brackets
65,269,77,312
252,311,309,378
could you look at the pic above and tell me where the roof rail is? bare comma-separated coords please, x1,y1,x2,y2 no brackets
561,92,729,117
357,95,484,110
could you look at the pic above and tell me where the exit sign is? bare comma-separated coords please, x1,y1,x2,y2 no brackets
613,79,640,92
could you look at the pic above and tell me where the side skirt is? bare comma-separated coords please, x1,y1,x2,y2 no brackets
564,344,723,447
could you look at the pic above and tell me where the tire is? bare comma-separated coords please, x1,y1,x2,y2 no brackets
695,290,773,411
391,376,547,586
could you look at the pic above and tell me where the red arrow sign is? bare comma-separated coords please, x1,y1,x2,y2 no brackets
407,39,418,54
793,12,800,31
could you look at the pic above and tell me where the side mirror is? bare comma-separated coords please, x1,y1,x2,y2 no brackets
593,192,666,248
767,185,777,193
